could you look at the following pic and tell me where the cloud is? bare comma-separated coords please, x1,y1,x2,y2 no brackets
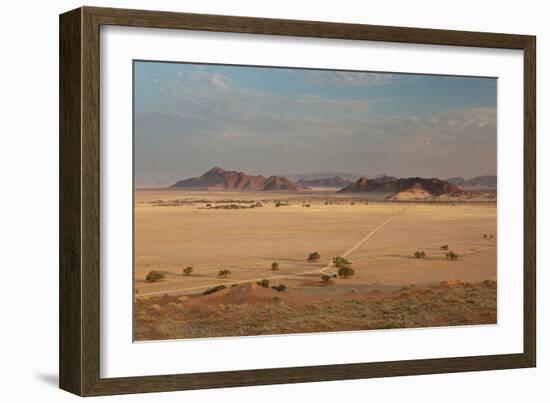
135,67,496,179
358,107,497,175
171,69,232,92
306,71,397,87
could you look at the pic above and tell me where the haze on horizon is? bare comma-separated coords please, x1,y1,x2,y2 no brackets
134,61,497,187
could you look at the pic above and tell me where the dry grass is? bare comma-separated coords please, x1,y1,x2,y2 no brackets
135,280,497,340
133,189,497,340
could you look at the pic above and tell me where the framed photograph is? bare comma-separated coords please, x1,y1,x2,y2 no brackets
59,6,536,396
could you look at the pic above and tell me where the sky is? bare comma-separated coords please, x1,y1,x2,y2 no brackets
134,61,497,186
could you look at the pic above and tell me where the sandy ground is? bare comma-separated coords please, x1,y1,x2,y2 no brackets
133,189,496,340
134,189,496,296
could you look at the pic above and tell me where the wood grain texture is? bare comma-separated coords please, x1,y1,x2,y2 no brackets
59,6,537,396
59,7,82,396
523,38,536,367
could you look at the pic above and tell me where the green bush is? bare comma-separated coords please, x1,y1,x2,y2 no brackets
440,245,449,250
183,266,193,276
307,252,321,262
413,251,426,258
446,251,459,260
203,285,226,295
258,279,270,288
145,271,164,282
272,284,287,292
271,262,280,271
321,274,331,282
333,256,351,267
218,269,232,277
338,266,355,278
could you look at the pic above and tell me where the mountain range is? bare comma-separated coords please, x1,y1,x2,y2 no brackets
297,177,352,188
170,167,494,200
338,176,465,199
285,172,360,182
447,175,497,188
171,167,308,191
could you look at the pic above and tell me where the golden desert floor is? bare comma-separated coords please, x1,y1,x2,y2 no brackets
134,189,497,340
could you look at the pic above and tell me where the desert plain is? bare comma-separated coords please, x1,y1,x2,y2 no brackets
134,188,497,341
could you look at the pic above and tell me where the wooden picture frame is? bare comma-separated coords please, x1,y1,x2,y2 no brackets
59,6,536,396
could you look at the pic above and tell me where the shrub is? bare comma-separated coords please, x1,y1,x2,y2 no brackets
272,284,287,292
271,262,280,271
218,269,232,277
145,271,164,282
483,234,488,239
440,245,449,250
307,252,321,262
446,251,459,260
413,251,426,259
258,279,270,288
338,266,355,278
203,284,226,295
183,266,193,276
321,274,331,282
333,256,351,267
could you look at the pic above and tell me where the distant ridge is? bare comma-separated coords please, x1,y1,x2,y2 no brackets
447,175,497,188
171,167,308,191
338,176,465,200
297,176,352,188
286,172,360,182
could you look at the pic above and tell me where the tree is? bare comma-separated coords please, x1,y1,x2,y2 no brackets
145,270,164,282
446,251,459,260
333,256,351,267
258,279,270,288
338,266,355,278
413,251,426,259
218,269,232,277
307,252,321,262
183,266,193,276
271,262,280,271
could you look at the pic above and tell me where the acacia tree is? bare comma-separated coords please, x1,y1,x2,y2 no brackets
307,252,321,262
146,271,164,282
338,266,355,278
258,279,270,288
218,269,232,277
183,266,193,276
446,251,459,260
333,256,351,267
